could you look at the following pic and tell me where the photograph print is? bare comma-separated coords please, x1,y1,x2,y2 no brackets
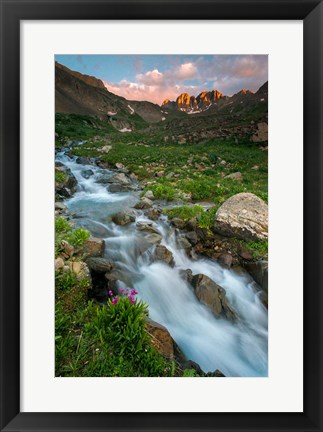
55,54,268,378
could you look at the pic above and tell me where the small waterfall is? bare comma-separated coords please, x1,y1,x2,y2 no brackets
56,150,268,377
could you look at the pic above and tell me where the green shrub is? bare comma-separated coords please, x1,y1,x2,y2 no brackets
150,183,177,201
67,228,90,247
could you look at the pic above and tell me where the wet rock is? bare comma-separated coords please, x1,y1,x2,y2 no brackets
83,237,105,258
179,269,193,284
86,257,113,274
96,173,113,184
205,369,226,377
185,231,198,245
134,197,153,209
107,184,124,193
136,221,160,235
144,208,161,221
107,172,132,186
214,193,268,241
182,360,204,376
55,202,67,213
135,234,162,255
237,245,253,261
224,171,243,181
55,166,77,199
76,156,93,165
112,211,136,226
151,245,175,267
81,169,94,179
217,253,233,268
170,218,185,229
146,319,174,358
191,274,235,320
176,237,192,250
243,260,268,292
143,190,155,200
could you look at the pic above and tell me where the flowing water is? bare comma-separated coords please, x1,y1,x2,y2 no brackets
56,150,268,377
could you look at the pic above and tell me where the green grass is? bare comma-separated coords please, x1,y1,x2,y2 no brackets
55,113,116,143
237,239,268,259
55,216,90,256
71,136,267,205
164,205,218,229
55,171,67,184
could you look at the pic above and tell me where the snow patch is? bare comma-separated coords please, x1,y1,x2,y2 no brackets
108,111,117,116
127,104,135,115
260,98,265,102
162,117,166,121
119,128,132,133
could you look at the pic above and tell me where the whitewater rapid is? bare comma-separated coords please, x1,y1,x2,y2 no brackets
56,151,268,377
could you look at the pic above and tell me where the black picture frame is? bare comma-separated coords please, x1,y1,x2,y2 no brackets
0,1,322,431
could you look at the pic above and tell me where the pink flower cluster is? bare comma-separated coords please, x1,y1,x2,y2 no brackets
108,287,138,305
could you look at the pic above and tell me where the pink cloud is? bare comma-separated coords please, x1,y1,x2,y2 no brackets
104,56,267,105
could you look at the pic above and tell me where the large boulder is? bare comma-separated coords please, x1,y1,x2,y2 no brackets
213,193,268,241
191,274,235,320
145,319,174,358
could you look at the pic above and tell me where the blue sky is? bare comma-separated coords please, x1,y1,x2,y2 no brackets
55,54,268,104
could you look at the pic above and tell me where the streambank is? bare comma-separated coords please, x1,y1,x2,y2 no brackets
55,148,268,377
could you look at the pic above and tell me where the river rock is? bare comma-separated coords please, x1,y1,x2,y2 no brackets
135,234,162,255
205,369,226,377
143,190,155,200
144,208,161,221
146,319,174,358
107,184,124,193
217,253,233,268
170,218,185,229
176,237,192,250
107,172,132,186
134,197,153,209
136,221,160,235
151,245,175,267
55,202,67,213
179,269,193,284
76,156,93,165
83,237,105,257
185,231,198,245
112,211,136,226
55,166,77,199
81,169,94,179
243,260,268,292
213,193,268,241
191,274,235,320
86,257,113,274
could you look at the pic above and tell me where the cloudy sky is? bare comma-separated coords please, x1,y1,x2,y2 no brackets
55,54,268,105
